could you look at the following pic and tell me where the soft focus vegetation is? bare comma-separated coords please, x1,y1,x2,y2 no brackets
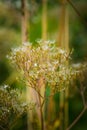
0,85,35,130
0,0,87,130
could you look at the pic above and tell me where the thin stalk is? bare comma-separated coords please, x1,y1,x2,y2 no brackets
42,0,47,40
58,1,69,130
30,86,44,99
38,92,44,130
59,91,64,130
21,0,28,44
81,91,86,107
41,0,47,127
64,88,69,130
21,0,33,130
10,113,24,130
67,0,87,27
66,78,87,130
79,80,86,107
58,2,66,130
0,125,5,130
63,2,69,129
66,107,86,130
57,2,65,47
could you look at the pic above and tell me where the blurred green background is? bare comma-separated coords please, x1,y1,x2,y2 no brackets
0,0,87,130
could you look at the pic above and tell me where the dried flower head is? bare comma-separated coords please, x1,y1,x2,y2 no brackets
9,40,86,95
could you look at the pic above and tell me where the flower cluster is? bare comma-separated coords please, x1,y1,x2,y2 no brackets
0,85,35,129
9,40,85,94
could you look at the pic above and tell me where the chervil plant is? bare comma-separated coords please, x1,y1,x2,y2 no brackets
8,39,87,130
0,85,35,130
8,40,79,130
9,40,75,94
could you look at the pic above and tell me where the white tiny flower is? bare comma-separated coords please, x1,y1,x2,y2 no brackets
34,63,37,67
51,40,56,44
6,55,9,59
53,61,59,65
42,45,48,50
21,46,27,52
23,42,31,46
6,55,12,60
36,39,43,44
58,49,65,54
51,67,55,71
72,63,82,69
6,109,10,113
4,85,9,89
44,40,50,44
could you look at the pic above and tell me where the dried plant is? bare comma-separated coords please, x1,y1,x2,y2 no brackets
0,85,35,130
9,40,75,94
8,40,75,129
7,40,87,130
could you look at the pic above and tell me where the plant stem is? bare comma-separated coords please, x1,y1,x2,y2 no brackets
65,88,69,130
0,125,5,130
40,104,44,130
59,91,64,130
38,92,44,130
10,113,22,129
81,91,86,107
67,0,87,27
66,107,86,130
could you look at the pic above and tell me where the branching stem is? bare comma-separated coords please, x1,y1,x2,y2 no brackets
66,107,86,130
67,0,87,27
0,125,5,130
